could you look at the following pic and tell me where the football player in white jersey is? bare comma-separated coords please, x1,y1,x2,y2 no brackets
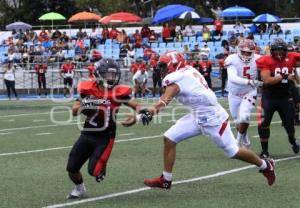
225,39,263,148
123,51,275,189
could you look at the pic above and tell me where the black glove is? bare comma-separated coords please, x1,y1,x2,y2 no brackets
281,73,289,80
138,109,153,126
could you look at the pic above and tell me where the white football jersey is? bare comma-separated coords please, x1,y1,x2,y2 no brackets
225,54,260,95
162,66,228,126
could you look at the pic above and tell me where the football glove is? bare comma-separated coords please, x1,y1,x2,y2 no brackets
248,80,263,88
137,109,153,126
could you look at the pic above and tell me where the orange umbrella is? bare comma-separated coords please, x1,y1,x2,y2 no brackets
99,12,142,24
68,11,101,22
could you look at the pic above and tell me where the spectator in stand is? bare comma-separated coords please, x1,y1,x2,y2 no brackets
183,44,191,60
56,47,65,63
213,17,224,39
7,48,18,64
249,23,258,34
191,43,201,60
257,23,267,34
141,24,151,39
169,21,177,40
228,37,238,54
109,25,119,40
175,29,183,42
124,45,135,68
255,42,262,55
184,24,195,37
218,52,228,97
76,28,84,39
117,29,129,45
162,23,172,43
202,24,211,42
90,49,102,62
133,29,142,48
42,47,52,64
38,28,48,43
34,59,48,97
237,33,245,43
47,29,53,40
52,28,62,40
29,30,38,43
233,21,246,36
60,58,75,97
101,25,109,44
60,31,70,43
200,43,211,57
247,32,255,40
148,30,157,43
263,42,271,55
4,61,18,100
89,25,99,49
269,23,283,37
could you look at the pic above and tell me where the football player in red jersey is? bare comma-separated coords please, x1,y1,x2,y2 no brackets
218,52,228,97
198,54,213,88
149,55,162,97
66,58,152,199
34,61,48,97
60,59,75,97
256,38,300,158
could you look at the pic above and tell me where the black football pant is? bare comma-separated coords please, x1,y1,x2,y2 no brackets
258,95,296,151
66,132,115,178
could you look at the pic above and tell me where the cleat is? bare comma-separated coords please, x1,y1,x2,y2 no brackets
292,143,300,154
144,175,172,189
66,184,86,199
95,166,106,183
260,158,276,186
260,151,269,159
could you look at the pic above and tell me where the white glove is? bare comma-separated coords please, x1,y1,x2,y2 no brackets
248,80,263,88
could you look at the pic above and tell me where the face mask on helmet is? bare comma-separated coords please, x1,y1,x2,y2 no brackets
271,39,288,61
237,39,255,63
94,59,121,88
158,51,186,78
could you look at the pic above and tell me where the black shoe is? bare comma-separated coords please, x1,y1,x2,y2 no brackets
96,167,106,183
292,143,300,154
260,151,270,159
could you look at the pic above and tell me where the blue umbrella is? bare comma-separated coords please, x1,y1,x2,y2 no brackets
252,13,282,23
220,5,255,18
5,21,32,31
152,4,194,24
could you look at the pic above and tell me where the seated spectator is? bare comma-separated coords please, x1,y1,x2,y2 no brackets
124,45,135,68
60,31,70,43
269,23,283,36
148,30,157,43
249,23,258,34
202,24,211,42
233,21,246,35
101,25,109,44
175,30,183,42
169,21,177,39
89,25,99,48
38,28,49,42
183,44,191,60
143,45,156,62
246,32,255,40
162,23,172,43
141,24,151,39
117,29,129,44
109,25,119,40
200,43,211,57
90,49,102,62
213,17,224,38
184,24,195,37
52,28,62,40
76,28,84,39
191,43,201,60
133,29,142,48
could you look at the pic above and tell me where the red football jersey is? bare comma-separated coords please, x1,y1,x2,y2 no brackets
61,63,75,73
256,52,300,97
35,64,47,75
78,80,132,133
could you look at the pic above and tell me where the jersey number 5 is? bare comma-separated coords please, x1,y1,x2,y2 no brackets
243,66,250,79
193,72,209,89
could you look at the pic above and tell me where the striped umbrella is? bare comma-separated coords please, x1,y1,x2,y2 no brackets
179,11,200,19
252,13,282,23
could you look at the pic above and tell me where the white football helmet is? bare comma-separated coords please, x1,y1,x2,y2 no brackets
237,39,255,63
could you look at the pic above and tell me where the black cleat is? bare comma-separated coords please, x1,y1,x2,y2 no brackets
292,143,300,154
260,151,270,159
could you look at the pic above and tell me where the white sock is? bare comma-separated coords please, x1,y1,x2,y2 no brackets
162,171,172,181
259,159,267,170
76,183,86,191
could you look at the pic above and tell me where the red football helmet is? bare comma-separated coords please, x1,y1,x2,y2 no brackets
158,51,186,78
237,39,255,63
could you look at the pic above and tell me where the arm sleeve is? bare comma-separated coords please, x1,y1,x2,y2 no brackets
227,65,249,85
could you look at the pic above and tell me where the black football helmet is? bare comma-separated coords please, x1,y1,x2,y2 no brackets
94,58,121,88
270,38,288,61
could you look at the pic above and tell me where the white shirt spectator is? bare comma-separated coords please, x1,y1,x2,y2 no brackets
184,25,195,36
200,44,211,57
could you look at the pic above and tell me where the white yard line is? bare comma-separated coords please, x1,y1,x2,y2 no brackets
43,155,300,208
0,132,13,135
0,111,68,118
35,133,53,136
33,119,46,122
119,133,135,136
0,135,162,157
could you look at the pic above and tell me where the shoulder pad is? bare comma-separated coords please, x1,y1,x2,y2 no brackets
78,80,97,95
114,85,132,97
162,71,182,87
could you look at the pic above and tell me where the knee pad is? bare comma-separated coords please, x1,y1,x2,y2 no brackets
258,126,270,139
